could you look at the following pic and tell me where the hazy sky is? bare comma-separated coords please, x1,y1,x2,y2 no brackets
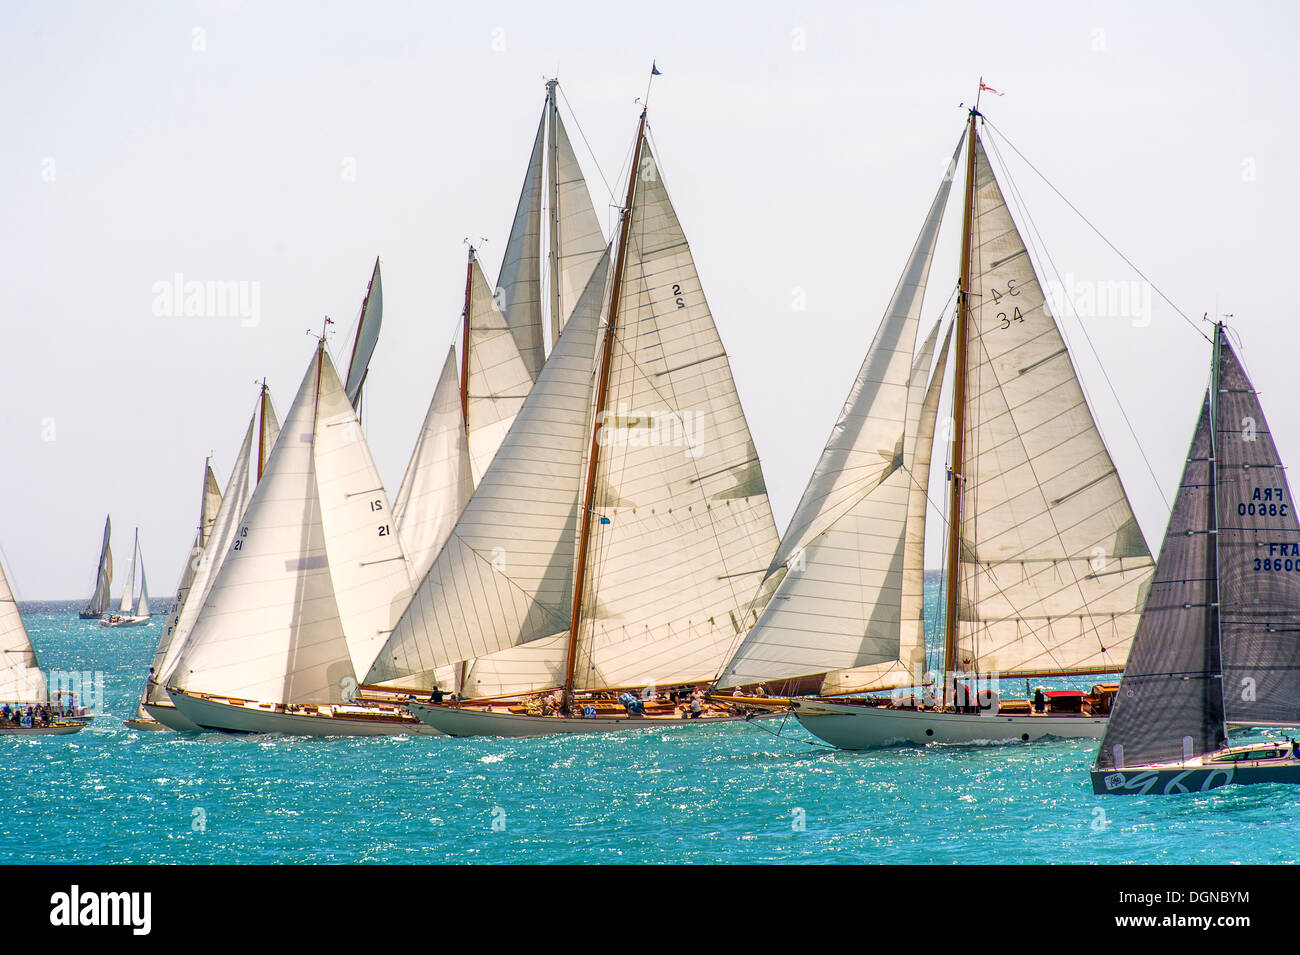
2,0,1296,597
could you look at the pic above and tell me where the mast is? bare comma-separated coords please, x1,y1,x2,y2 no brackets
1205,321,1225,738
256,378,269,484
546,79,563,350
562,108,647,704
460,246,474,424
942,105,980,691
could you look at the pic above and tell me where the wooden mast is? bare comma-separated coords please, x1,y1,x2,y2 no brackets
256,378,268,484
562,108,647,706
546,79,563,350
460,246,474,425
942,103,980,699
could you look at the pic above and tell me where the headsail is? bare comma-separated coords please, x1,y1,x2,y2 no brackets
118,530,139,615
365,251,609,689
135,558,150,618
1095,392,1224,769
394,345,474,581
717,141,960,689
950,138,1154,677
344,257,383,411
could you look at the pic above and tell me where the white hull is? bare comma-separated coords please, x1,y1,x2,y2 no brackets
168,689,439,736
408,700,775,738
141,700,203,732
99,615,149,628
0,720,89,736
792,699,1106,749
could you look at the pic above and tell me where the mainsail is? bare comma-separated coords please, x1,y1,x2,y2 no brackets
0,554,45,702
344,257,383,412
497,82,607,378
171,346,410,705
118,530,139,615
82,515,113,616
949,137,1154,678
717,141,960,690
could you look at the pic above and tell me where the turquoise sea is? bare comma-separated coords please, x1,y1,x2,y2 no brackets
4,594,1298,865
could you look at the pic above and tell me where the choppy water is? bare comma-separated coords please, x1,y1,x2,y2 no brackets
4,599,1298,864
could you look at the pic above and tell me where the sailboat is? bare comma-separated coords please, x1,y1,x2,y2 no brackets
100,529,151,627
1,549,91,734
136,382,280,731
373,104,783,737
164,339,436,735
77,515,112,619
716,101,1157,747
1092,324,1300,795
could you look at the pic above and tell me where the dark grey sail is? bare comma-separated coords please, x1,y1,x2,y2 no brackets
79,515,113,618
344,257,383,412
1095,389,1226,770
1215,333,1300,724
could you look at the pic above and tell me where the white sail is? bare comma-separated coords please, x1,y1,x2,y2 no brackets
152,415,259,700
822,320,952,694
118,531,139,615
568,140,780,691
465,255,538,484
135,558,150,618
717,148,958,689
172,351,353,704
551,109,606,342
497,112,547,381
953,140,1153,676
344,258,383,409
365,252,610,689
394,345,474,582
312,350,414,681
260,391,281,476
0,555,45,702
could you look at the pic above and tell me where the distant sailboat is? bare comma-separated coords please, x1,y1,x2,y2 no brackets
165,341,435,735
77,515,112,619
136,382,280,731
1093,324,1300,795
376,106,782,737
718,102,1157,747
1,551,91,734
100,529,151,627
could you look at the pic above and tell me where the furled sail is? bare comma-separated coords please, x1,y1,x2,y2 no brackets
172,347,408,704
151,414,260,703
952,139,1153,677
1213,333,1300,725
551,109,607,344
0,556,45,702
393,345,474,582
497,112,547,381
568,139,780,691
1095,394,1224,769
344,257,383,410
82,515,113,616
716,144,960,689
465,253,540,484
365,252,610,689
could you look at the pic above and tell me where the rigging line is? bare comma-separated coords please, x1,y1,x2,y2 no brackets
980,118,1211,344
742,709,841,750
555,83,615,207
984,132,1172,514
